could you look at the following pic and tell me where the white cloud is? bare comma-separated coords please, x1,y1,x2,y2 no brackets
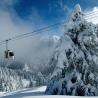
84,7,98,24
0,0,62,69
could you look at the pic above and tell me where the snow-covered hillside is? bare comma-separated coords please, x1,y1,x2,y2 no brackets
0,86,96,98
0,35,60,92
0,86,46,98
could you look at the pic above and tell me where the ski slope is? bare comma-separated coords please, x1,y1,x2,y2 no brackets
0,86,97,98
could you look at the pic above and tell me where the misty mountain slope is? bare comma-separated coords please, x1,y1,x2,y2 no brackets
0,57,49,92
29,36,60,70
11,35,60,72
0,35,60,92
46,4,98,96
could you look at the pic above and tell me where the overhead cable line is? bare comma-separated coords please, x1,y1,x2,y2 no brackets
0,22,65,45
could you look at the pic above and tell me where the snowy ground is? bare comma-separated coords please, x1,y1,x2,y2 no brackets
0,86,97,98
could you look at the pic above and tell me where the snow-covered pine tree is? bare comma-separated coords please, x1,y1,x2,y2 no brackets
45,4,98,96
36,72,46,86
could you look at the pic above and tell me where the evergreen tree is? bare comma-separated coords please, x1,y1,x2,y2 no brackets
46,4,98,96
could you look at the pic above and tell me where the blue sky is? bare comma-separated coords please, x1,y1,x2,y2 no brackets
0,0,98,27
0,0,98,36
12,0,98,24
